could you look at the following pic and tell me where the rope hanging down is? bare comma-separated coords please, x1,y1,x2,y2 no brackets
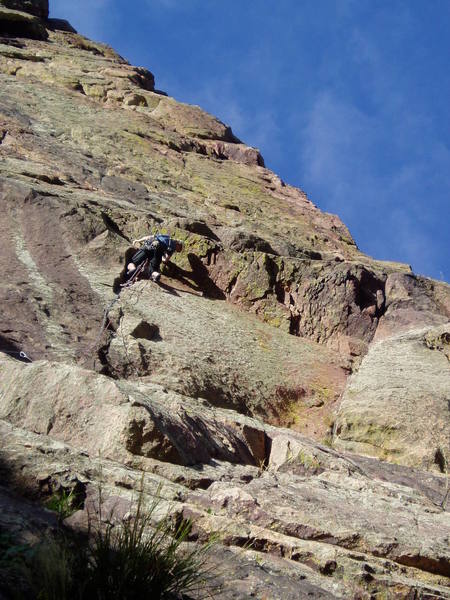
0,260,149,366
78,260,149,365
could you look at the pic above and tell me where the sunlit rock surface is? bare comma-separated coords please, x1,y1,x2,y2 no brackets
0,3,449,598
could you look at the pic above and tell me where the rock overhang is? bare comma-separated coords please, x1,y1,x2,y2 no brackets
0,0,48,19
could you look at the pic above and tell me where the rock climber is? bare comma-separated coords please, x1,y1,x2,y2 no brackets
127,233,183,282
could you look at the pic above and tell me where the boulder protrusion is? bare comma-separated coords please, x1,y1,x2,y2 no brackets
0,0,49,19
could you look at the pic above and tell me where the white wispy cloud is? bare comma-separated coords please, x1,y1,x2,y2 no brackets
296,1,450,279
301,92,377,207
301,85,449,277
159,55,284,164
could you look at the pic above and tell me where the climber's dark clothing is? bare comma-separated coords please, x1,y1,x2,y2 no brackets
131,235,175,275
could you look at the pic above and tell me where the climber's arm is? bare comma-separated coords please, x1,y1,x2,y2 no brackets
132,235,152,246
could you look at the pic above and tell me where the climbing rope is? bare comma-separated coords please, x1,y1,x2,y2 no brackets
1,257,154,368
77,259,150,367
120,259,148,289
76,294,120,367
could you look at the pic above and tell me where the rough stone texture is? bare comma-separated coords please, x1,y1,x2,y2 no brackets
0,419,185,504
334,323,450,470
0,0,48,19
2,419,449,599
184,468,450,586
0,8,450,599
0,6,48,39
105,280,348,430
375,273,450,341
0,357,274,467
46,18,76,34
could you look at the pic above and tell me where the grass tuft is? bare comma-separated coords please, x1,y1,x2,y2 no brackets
12,487,216,600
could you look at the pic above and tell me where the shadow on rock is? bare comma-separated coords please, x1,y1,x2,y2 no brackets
188,253,226,299
0,334,31,363
157,281,180,297
114,248,225,300
165,254,225,300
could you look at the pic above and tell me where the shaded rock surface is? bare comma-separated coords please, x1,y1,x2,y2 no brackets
0,6,449,599
1,419,449,599
0,0,48,19
0,5,48,40
375,273,450,341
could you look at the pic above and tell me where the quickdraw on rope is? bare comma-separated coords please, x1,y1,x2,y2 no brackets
120,259,148,289
0,349,32,362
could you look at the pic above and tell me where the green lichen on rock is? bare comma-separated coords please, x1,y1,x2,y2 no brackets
335,415,402,461
334,325,450,470
425,326,450,361
294,450,322,471
258,300,290,332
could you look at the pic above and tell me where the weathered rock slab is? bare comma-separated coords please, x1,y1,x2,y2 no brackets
334,323,450,470
2,418,449,599
104,280,348,433
0,356,274,467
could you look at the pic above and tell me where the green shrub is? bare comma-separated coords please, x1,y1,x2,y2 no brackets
45,488,78,522
22,490,216,600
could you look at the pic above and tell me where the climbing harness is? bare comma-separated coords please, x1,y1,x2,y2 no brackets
120,258,149,289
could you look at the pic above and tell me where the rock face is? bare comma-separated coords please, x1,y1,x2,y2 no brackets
0,0,48,19
0,5,449,599
105,281,348,430
0,4,48,40
1,418,449,599
334,323,450,469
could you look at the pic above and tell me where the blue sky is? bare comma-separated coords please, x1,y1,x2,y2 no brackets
51,0,449,281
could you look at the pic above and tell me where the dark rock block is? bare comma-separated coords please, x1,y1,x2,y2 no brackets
217,227,276,254
0,6,48,39
0,0,48,19
101,175,148,201
46,17,76,33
